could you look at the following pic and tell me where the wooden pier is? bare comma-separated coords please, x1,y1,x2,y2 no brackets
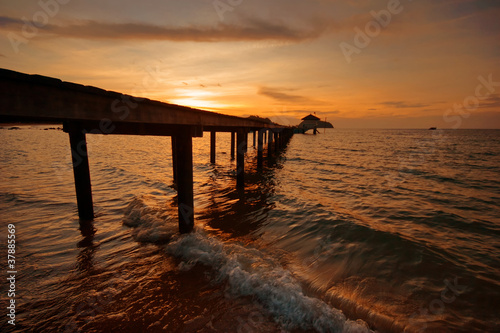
0,68,294,233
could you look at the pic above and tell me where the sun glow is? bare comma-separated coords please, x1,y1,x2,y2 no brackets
168,98,219,109
169,88,234,110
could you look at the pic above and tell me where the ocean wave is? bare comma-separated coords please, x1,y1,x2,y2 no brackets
122,196,178,244
166,230,372,333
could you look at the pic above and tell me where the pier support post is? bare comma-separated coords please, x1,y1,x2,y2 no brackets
175,131,194,233
252,130,256,148
257,129,264,168
210,131,216,164
274,132,279,152
171,136,178,183
236,129,246,188
230,131,235,160
268,130,273,156
244,131,248,153
65,122,94,220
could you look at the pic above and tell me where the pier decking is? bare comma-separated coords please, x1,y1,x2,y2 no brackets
0,68,293,233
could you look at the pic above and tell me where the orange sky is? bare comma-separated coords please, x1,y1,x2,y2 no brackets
1,0,499,128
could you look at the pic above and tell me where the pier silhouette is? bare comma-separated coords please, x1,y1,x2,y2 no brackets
0,68,293,233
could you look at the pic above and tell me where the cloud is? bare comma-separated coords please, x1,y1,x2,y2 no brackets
0,16,19,27
380,101,430,108
0,15,326,42
479,94,500,108
288,109,336,115
258,87,320,103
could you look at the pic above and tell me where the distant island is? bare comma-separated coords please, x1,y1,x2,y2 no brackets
247,115,273,124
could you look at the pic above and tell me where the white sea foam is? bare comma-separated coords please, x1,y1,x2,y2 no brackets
122,198,372,331
166,231,372,333
122,196,178,243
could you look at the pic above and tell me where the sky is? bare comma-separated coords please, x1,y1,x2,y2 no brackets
1,0,499,128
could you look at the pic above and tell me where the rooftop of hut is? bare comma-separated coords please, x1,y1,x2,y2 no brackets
301,114,320,121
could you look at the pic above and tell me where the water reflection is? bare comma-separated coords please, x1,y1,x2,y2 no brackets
197,144,289,238
76,220,97,272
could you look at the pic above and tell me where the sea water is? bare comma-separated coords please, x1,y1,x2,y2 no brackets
0,126,499,332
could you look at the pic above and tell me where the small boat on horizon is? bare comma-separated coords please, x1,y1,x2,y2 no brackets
429,127,437,130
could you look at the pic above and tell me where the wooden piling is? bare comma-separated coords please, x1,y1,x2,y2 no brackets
236,129,246,188
268,130,273,156
274,132,279,152
66,122,94,220
174,131,194,233
210,131,216,164
171,136,178,183
230,131,235,160
253,130,256,147
257,129,264,168
244,131,248,153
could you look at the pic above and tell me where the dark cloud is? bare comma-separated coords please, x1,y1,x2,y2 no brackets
0,15,325,42
0,16,19,27
439,0,500,20
258,87,319,103
380,101,430,108
479,94,500,108
287,110,335,115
